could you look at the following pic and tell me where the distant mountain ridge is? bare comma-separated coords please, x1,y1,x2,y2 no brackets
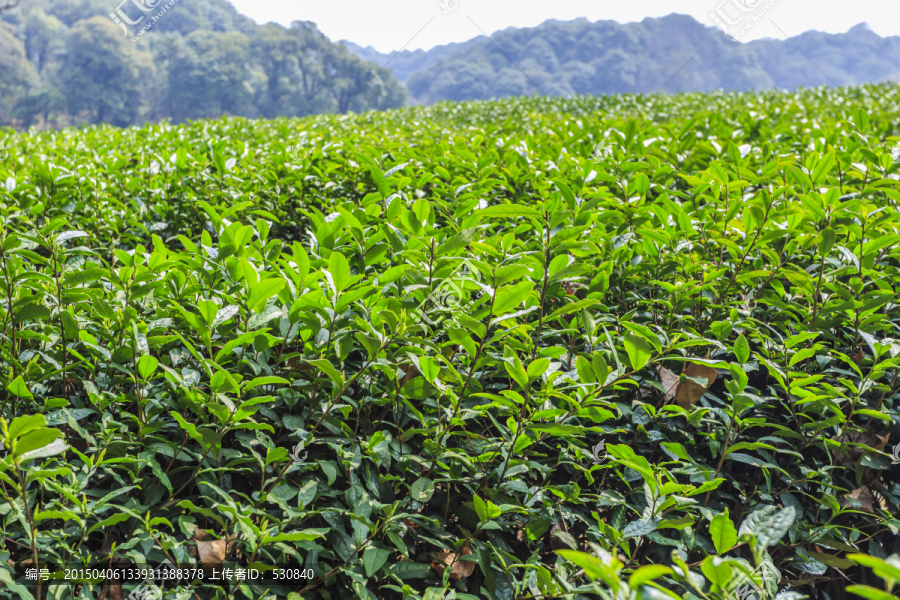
342,15,900,104
341,38,481,84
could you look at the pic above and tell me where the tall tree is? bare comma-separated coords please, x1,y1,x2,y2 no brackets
161,30,252,123
0,21,39,125
252,21,332,117
1,0,407,127
63,16,152,126
325,43,406,113
22,7,65,74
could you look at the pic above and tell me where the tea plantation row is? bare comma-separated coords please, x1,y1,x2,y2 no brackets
0,85,899,600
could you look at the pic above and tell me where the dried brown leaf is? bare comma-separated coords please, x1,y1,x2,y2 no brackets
841,486,875,513
197,539,227,564
99,574,124,600
226,532,239,556
836,430,889,467
107,582,124,600
187,525,211,558
560,280,585,295
550,530,579,550
286,356,315,373
191,525,211,541
638,380,655,399
400,365,420,385
430,546,474,580
655,365,679,401
674,362,718,408
549,518,565,534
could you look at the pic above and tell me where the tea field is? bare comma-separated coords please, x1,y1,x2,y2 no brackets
0,84,899,600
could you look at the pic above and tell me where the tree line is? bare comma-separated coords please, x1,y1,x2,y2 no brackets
0,0,405,128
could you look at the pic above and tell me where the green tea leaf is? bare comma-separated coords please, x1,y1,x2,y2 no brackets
709,509,737,554
410,477,434,502
329,252,351,293
249,278,286,313
137,355,159,379
734,334,750,364
8,376,33,400
478,205,541,219
363,547,391,578
623,332,653,371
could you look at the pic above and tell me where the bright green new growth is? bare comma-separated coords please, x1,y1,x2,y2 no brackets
0,85,898,600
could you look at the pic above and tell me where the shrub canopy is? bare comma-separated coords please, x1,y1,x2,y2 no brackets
0,86,899,600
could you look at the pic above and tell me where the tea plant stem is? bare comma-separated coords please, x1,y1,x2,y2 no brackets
809,219,832,331
10,456,42,600
495,386,529,489
436,291,496,445
296,517,389,595
307,336,395,440
833,392,860,465
530,211,551,362
707,225,765,327
144,432,191,505
425,238,435,310
0,240,17,382
52,243,68,395
167,425,230,501
704,414,735,508
863,369,898,429
258,336,398,503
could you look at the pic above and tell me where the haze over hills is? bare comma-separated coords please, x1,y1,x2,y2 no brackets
343,14,900,104
343,38,482,84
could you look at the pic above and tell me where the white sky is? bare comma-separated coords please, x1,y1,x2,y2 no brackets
224,0,897,53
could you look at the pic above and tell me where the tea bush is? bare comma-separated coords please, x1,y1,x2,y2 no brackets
0,84,899,600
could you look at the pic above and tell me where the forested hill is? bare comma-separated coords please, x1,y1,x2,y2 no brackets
5,3,900,130
0,0,405,128
344,14,900,104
